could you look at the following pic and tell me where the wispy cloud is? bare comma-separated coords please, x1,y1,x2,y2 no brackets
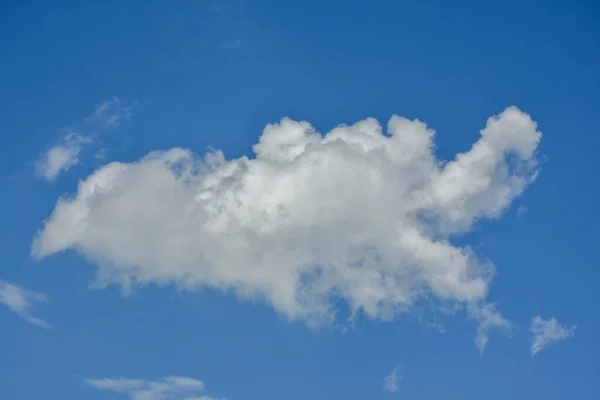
36,96,135,181
383,364,403,393
0,280,51,328
530,315,576,356
35,133,90,181
85,96,135,130
517,204,528,218
471,303,512,354
86,376,222,400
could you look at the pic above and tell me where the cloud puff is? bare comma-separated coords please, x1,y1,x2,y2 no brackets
85,96,134,130
530,315,576,356
32,107,541,345
0,281,51,328
383,364,402,393
35,133,90,181
86,376,221,400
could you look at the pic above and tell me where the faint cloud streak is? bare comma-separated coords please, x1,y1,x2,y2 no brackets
35,96,135,182
384,364,403,393
85,97,136,130
86,376,223,400
0,280,51,328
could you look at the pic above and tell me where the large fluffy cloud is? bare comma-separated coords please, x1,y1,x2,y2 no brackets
32,107,541,343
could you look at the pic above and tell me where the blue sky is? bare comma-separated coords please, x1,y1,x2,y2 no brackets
1,0,599,399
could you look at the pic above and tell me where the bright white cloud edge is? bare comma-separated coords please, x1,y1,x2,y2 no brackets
86,376,223,400
32,106,541,349
530,315,576,356
0,280,51,328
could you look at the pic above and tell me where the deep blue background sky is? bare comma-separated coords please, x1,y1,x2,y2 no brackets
1,1,599,399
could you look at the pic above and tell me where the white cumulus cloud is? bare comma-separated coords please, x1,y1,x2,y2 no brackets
530,315,576,356
32,106,541,347
86,376,222,400
35,133,90,181
0,280,51,328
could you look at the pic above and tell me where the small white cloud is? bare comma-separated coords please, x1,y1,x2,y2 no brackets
0,281,51,328
35,133,90,181
86,97,134,130
86,376,222,400
471,303,512,353
383,364,402,393
36,97,134,182
530,315,576,356
517,204,528,218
